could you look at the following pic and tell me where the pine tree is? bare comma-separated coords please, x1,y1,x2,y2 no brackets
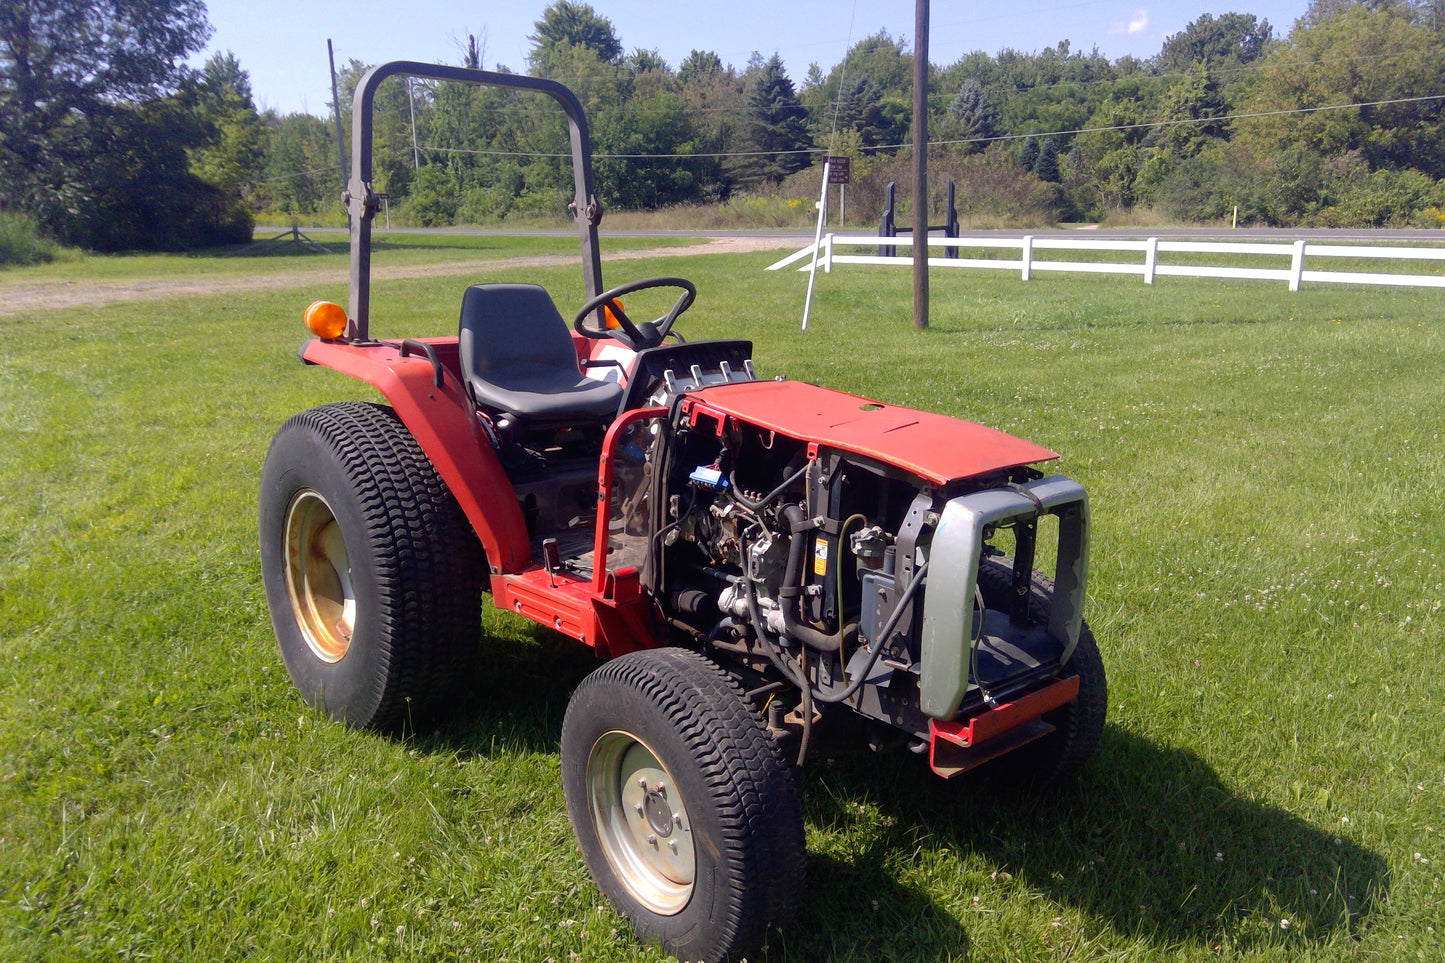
948,79,999,152
1018,135,1040,172
1034,138,1060,182
731,54,811,187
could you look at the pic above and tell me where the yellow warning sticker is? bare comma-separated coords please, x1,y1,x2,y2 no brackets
813,537,829,576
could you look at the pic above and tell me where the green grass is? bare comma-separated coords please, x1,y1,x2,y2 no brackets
2,240,1443,961
0,230,695,284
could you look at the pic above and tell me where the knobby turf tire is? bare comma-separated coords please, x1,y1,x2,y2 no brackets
976,557,1107,785
258,401,483,731
560,648,804,962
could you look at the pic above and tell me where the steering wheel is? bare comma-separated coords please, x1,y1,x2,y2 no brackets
574,276,696,351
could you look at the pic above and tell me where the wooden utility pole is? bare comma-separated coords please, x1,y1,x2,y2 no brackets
912,0,929,330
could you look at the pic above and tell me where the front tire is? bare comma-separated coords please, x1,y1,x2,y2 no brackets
258,402,483,730
561,648,804,962
976,557,1107,785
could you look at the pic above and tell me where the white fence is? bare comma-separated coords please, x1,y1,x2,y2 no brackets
767,233,1445,291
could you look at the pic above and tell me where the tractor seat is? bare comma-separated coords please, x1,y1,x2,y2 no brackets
458,283,622,431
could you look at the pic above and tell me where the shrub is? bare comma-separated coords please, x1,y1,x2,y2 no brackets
842,150,1062,229
1310,167,1445,228
0,211,61,266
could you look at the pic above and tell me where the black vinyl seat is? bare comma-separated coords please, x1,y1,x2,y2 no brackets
458,283,622,430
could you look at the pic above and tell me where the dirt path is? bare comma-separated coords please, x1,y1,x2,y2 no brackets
0,237,794,316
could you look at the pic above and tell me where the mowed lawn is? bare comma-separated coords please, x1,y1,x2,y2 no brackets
1,237,1442,961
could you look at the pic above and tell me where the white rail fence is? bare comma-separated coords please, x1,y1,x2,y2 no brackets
766,233,1445,291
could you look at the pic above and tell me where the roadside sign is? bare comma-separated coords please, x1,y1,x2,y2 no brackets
825,156,851,184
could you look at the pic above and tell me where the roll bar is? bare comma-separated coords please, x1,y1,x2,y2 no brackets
342,61,604,340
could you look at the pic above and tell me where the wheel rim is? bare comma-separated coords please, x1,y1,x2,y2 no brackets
586,731,696,915
282,489,356,663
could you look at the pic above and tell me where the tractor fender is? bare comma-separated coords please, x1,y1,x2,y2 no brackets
299,337,531,573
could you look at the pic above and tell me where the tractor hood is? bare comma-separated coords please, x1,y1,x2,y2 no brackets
684,379,1057,486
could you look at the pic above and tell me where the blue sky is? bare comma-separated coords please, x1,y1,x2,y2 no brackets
199,0,1312,116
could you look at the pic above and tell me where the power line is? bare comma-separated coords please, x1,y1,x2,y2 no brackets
925,92,1445,151
415,92,1445,163
243,163,343,187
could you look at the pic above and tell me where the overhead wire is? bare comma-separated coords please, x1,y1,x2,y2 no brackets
410,91,1445,163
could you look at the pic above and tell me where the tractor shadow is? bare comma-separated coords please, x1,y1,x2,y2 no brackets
406,635,1388,959
780,725,1388,958
413,624,600,758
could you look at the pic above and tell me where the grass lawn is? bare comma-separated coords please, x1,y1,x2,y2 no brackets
0,230,696,285
1,237,1442,961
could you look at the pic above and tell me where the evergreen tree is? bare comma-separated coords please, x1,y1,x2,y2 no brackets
949,79,999,152
1018,135,1040,172
731,53,811,186
1034,138,1060,182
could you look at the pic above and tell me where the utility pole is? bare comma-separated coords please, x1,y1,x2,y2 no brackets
912,0,929,331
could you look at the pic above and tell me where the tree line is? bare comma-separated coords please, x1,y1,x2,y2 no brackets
4,0,1444,253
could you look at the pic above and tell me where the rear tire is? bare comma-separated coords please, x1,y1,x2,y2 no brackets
258,402,483,730
976,557,1107,784
561,648,803,962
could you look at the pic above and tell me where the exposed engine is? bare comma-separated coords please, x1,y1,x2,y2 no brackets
639,382,1090,760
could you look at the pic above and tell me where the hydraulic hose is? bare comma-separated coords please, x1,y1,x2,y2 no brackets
742,549,930,710
811,560,928,705
729,461,811,512
742,572,814,766
777,504,857,654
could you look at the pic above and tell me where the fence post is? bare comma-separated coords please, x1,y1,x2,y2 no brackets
878,182,896,258
1144,237,1159,284
823,233,833,273
945,180,959,259
1289,239,1307,291
1021,235,1034,280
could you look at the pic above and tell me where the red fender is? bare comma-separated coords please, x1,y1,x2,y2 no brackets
299,337,531,573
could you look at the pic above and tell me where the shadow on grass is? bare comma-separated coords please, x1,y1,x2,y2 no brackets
413,625,600,758
793,726,1388,956
403,635,1387,958
766,841,972,962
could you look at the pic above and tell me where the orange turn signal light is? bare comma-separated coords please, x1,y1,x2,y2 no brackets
602,297,625,329
304,300,348,339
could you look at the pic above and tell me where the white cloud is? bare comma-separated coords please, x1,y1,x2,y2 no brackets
1109,8,1150,36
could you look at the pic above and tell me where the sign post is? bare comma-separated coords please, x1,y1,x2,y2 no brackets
824,155,851,224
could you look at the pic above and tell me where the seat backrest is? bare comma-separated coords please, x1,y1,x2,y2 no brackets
458,283,579,381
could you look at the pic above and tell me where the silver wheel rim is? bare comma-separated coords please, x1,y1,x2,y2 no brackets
282,489,355,663
586,731,696,915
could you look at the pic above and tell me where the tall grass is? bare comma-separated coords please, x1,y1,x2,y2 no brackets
0,211,63,266
1,240,1442,961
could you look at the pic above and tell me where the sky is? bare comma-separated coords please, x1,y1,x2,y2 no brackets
197,0,1313,117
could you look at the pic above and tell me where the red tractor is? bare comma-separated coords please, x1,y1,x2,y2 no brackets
259,62,1105,962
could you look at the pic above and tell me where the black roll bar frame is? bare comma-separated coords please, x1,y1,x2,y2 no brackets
342,61,604,340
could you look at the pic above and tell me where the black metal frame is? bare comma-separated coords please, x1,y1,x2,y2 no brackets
342,62,604,340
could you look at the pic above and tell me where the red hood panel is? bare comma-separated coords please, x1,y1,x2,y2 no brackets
688,380,1056,485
